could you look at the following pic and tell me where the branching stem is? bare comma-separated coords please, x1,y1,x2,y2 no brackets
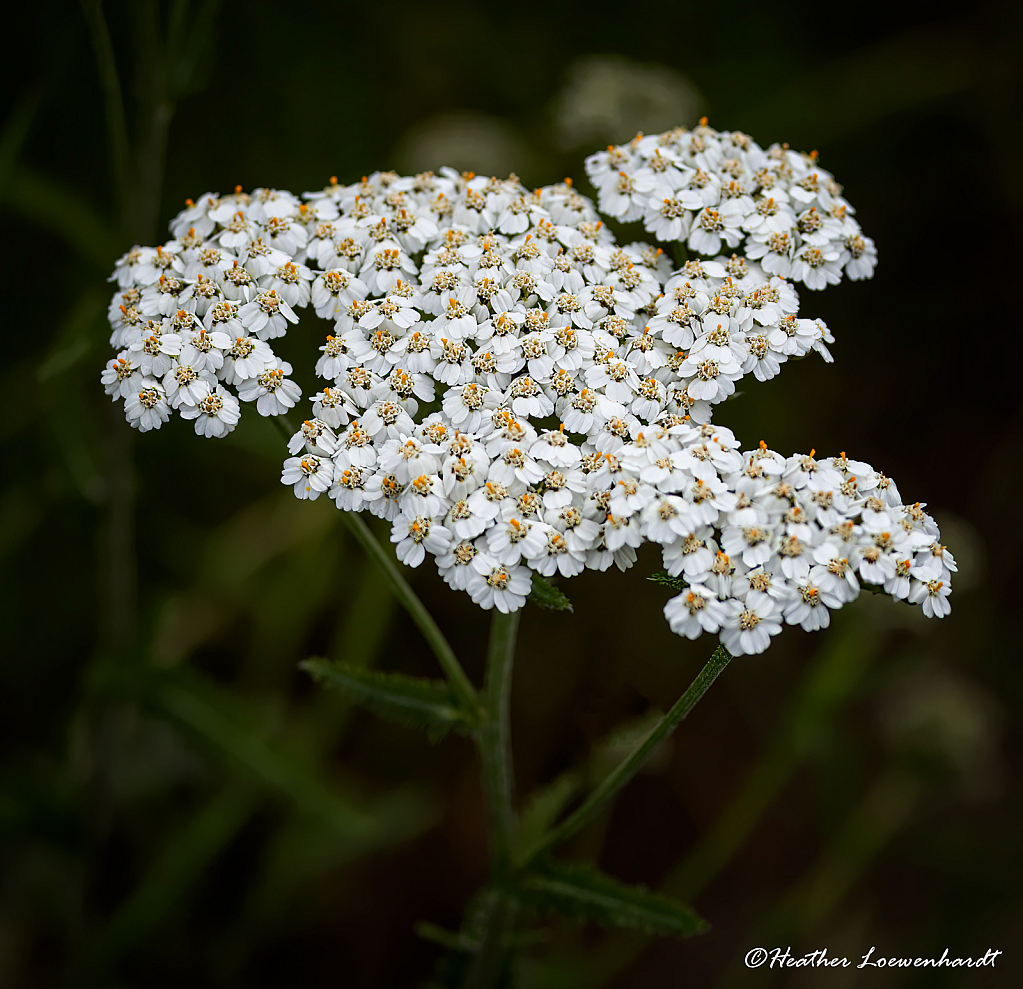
518,643,733,865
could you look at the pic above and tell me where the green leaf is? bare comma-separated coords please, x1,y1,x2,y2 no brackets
517,860,708,937
88,660,381,840
514,772,581,864
529,572,573,612
301,658,479,734
413,920,470,952
648,570,685,592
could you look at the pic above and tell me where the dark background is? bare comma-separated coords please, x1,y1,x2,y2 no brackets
2,1,1021,986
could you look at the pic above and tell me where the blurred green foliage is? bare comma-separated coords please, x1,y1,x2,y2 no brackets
1,1,1021,986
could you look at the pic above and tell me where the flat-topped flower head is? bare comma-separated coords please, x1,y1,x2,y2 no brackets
99,126,950,651
585,123,874,292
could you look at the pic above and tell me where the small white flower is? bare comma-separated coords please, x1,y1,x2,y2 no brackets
908,576,951,618
237,363,302,416
163,362,216,408
102,354,145,400
239,289,299,340
282,454,334,500
391,514,452,568
782,578,841,631
469,555,532,612
124,382,171,432
180,383,241,438
288,418,338,456
437,538,484,592
664,584,728,639
720,596,782,655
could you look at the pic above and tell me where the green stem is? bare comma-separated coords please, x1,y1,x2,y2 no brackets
462,609,521,989
79,0,131,229
268,413,478,717
340,511,479,719
478,609,520,870
462,890,518,989
519,643,733,865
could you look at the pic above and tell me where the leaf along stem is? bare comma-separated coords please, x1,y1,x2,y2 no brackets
268,413,478,718
518,643,733,865
339,511,479,719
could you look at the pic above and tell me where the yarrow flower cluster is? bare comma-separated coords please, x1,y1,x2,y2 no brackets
101,191,306,436
100,121,951,652
586,119,877,289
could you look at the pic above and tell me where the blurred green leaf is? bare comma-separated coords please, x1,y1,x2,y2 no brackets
514,773,581,866
326,556,396,673
301,658,479,734
166,0,223,99
2,167,121,269
414,920,470,952
529,573,573,612
90,660,375,839
517,860,708,937
0,85,43,197
38,289,106,381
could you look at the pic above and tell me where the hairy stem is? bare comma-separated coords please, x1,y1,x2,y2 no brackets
478,609,520,870
462,609,521,989
519,643,733,865
462,890,518,989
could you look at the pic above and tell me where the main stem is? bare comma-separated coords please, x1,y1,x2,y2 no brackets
478,609,519,870
463,609,520,989
519,643,734,865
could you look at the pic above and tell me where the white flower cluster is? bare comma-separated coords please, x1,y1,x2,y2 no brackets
586,119,877,290
285,410,953,650
99,123,951,650
101,188,308,435
102,162,837,439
